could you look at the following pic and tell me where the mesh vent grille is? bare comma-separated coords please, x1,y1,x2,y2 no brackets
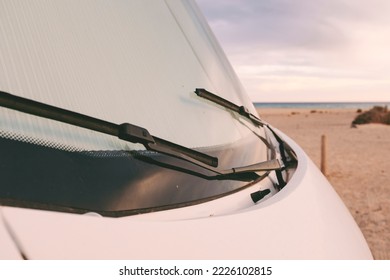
0,130,83,152
0,130,151,158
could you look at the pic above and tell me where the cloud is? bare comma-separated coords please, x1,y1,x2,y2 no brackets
196,0,390,101
197,0,348,51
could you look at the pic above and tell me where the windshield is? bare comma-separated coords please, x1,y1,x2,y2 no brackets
0,1,279,217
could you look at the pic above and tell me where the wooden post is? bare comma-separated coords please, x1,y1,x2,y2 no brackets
321,134,327,176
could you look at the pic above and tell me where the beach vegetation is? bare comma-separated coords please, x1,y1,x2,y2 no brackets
352,106,390,126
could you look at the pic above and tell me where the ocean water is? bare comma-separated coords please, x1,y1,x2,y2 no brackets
253,102,390,109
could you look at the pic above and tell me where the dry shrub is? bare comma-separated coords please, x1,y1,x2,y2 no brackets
352,106,390,126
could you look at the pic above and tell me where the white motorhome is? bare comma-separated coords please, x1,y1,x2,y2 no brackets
0,0,371,259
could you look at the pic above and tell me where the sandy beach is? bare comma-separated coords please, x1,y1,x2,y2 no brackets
258,108,390,259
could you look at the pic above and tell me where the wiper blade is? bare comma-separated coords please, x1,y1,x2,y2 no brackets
195,88,265,127
0,90,218,168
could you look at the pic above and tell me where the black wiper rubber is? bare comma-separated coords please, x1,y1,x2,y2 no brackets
195,88,265,127
0,91,218,168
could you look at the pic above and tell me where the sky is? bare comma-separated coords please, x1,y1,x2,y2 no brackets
196,0,390,102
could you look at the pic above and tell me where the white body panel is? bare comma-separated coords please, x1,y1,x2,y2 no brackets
0,0,372,259
0,213,23,259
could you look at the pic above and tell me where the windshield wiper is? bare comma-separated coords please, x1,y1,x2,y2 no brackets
195,88,297,188
0,90,218,168
195,88,266,127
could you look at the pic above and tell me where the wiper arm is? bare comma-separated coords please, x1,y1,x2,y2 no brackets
135,153,281,182
216,158,281,181
195,88,266,127
224,158,280,174
195,88,295,188
0,91,218,168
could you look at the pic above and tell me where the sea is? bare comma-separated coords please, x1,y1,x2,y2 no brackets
253,102,390,110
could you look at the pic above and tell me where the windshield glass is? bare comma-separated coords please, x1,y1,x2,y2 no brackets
0,0,274,216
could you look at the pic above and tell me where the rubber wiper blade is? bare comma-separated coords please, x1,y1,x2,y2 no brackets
0,91,218,168
195,88,265,127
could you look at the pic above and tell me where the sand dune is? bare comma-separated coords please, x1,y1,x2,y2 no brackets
259,108,390,260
